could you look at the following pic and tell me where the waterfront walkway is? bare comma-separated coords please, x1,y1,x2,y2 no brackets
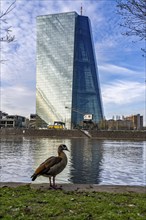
0,182,145,194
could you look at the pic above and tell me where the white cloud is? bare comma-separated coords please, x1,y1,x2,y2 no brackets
1,85,36,117
98,63,144,80
102,81,145,105
101,80,145,124
99,64,136,75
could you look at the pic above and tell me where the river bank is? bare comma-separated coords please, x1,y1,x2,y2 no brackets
1,184,145,220
0,128,146,140
0,182,145,193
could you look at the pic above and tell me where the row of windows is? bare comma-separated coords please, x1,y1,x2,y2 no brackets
72,16,103,125
37,13,76,125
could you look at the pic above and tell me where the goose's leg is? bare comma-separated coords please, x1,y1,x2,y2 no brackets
52,176,56,188
52,176,62,190
49,176,53,188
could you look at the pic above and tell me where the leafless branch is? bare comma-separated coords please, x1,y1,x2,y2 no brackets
117,0,146,41
0,1,16,43
0,0,16,19
0,1,16,62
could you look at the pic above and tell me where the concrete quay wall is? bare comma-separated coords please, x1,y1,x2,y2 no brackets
0,128,146,140
90,130,146,140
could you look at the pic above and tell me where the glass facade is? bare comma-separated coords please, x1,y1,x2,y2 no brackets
72,15,103,126
36,12,103,129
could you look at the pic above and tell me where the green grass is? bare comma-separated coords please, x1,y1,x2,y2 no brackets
0,185,146,220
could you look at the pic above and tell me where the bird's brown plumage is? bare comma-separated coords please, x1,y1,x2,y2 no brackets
31,144,69,188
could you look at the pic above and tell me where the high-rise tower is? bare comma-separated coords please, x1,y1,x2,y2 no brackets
36,12,103,129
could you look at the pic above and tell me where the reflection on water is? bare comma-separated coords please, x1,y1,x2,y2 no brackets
70,138,103,184
0,137,145,185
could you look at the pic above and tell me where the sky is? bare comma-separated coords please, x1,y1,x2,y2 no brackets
0,0,145,124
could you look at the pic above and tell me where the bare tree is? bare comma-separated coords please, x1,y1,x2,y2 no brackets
117,0,146,51
0,1,16,62
0,1,16,42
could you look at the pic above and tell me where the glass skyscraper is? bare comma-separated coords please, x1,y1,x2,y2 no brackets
36,12,103,129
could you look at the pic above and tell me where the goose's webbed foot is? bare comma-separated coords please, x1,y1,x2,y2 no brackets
51,184,62,190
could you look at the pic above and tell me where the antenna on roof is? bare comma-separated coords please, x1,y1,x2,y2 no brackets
80,3,83,16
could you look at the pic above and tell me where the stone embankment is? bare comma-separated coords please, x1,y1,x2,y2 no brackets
0,128,146,140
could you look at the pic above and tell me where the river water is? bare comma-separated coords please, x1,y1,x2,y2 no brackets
0,137,146,185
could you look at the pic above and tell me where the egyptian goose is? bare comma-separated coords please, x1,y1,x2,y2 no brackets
31,144,69,188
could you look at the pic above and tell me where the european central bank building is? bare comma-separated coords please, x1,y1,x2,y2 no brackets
36,12,103,129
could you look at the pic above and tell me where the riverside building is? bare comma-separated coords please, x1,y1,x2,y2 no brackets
36,11,103,129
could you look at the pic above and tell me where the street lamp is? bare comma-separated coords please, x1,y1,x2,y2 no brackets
65,106,93,129
65,106,85,116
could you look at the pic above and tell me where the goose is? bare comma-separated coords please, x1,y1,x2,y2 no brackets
31,144,69,189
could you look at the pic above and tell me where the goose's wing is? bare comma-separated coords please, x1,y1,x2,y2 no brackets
33,156,62,176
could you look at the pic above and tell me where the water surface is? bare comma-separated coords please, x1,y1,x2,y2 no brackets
0,137,145,185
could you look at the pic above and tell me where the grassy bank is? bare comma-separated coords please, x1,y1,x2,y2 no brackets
0,185,146,220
